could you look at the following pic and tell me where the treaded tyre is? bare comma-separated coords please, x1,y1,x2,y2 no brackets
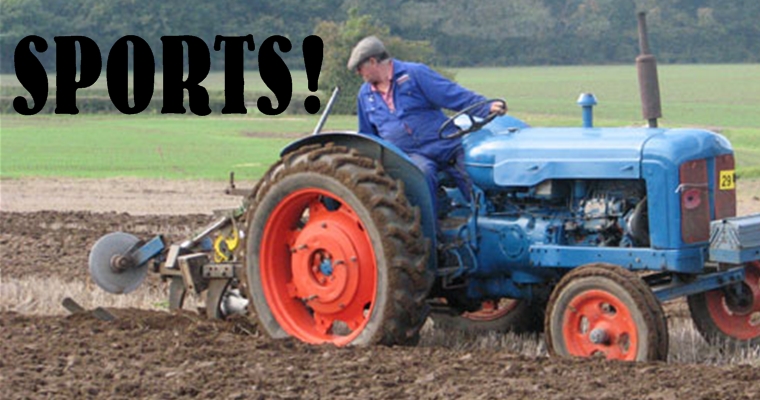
687,261,760,349
431,299,544,334
545,263,668,361
245,143,432,346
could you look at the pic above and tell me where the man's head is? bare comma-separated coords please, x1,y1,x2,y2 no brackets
348,36,391,84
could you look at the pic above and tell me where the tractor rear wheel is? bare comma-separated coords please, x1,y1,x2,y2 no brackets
431,298,544,334
687,261,760,348
545,263,668,361
245,144,432,346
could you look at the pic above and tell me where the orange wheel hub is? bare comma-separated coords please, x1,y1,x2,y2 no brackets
562,289,638,361
259,188,377,346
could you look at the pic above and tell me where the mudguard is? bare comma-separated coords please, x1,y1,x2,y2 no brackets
281,131,438,270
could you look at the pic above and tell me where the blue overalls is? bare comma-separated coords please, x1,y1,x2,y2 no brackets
356,59,491,211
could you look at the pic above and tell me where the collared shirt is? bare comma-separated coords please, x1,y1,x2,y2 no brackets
357,59,491,163
370,62,395,112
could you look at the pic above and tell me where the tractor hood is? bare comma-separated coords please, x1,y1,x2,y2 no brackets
464,118,733,190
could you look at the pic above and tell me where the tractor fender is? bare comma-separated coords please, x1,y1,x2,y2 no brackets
281,132,438,268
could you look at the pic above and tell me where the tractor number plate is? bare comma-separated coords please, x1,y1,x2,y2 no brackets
719,170,736,190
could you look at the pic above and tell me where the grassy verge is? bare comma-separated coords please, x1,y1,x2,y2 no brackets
2,64,759,179
452,64,760,128
0,114,356,180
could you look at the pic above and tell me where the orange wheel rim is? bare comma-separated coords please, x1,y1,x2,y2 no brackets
562,289,638,361
706,261,760,340
259,188,377,346
462,299,519,322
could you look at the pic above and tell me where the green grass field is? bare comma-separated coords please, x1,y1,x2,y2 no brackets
2,64,759,180
0,114,358,180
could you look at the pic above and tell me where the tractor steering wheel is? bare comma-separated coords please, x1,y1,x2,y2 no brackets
438,99,506,140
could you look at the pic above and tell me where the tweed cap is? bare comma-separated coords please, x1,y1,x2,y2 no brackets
347,36,388,71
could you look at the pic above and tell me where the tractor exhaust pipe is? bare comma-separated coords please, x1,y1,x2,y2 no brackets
636,12,662,128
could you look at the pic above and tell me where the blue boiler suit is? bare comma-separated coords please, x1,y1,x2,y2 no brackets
356,59,491,209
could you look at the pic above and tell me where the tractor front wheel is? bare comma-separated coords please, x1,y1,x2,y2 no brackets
246,144,432,346
687,261,760,348
545,263,668,361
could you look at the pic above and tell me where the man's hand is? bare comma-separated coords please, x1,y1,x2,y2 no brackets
490,101,507,115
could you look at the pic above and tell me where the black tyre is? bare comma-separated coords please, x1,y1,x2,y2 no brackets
687,261,760,348
545,263,668,361
245,143,432,346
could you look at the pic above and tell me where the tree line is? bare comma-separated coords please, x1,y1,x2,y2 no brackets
2,0,758,74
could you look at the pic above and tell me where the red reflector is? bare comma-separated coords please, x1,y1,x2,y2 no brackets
683,188,702,210
715,154,737,220
680,159,710,243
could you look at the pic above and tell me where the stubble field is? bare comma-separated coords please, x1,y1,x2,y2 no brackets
2,177,760,399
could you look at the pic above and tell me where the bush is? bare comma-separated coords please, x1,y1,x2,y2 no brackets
315,9,440,115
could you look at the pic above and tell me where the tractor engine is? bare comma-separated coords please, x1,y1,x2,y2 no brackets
487,179,649,249
441,179,648,281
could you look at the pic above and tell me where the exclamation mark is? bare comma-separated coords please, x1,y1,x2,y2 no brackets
302,35,323,114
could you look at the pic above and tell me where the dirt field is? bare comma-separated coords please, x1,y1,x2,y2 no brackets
2,177,760,399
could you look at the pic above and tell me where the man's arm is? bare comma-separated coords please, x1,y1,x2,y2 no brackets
414,64,492,118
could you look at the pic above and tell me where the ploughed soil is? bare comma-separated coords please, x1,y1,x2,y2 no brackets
3,309,760,400
2,177,760,399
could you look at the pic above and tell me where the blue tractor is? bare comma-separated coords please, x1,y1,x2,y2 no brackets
234,95,758,360
88,14,760,361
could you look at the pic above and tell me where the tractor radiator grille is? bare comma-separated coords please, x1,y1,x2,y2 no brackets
714,154,737,220
679,159,711,243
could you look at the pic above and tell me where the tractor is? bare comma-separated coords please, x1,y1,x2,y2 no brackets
88,14,760,361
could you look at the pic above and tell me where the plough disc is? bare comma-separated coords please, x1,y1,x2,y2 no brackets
88,232,147,294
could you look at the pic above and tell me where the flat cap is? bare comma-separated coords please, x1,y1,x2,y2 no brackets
347,36,388,71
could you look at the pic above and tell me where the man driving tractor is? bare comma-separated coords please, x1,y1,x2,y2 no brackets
348,36,506,207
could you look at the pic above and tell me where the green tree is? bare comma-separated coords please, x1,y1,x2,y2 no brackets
0,0,80,72
315,9,435,115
